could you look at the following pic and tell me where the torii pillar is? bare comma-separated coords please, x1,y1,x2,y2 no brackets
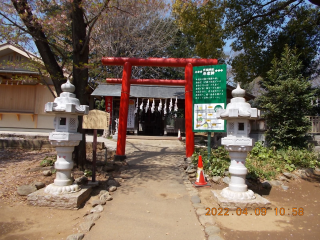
101,57,218,160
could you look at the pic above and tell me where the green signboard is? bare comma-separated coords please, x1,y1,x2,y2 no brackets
193,64,227,132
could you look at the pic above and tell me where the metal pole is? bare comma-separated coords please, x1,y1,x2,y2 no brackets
208,132,211,161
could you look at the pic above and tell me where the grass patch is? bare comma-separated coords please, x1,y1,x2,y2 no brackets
84,169,92,177
40,156,56,167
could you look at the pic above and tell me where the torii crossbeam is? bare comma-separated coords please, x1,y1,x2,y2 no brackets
101,57,218,160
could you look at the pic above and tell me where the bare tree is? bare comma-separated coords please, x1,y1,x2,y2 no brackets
89,2,178,81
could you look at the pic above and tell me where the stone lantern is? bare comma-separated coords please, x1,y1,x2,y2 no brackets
216,83,259,200
44,80,89,194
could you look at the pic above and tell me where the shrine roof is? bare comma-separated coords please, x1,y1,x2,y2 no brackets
91,84,186,99
92,83,256,101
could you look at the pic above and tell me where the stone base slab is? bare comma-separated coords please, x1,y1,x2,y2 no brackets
27,186,92,209
212,190,271,210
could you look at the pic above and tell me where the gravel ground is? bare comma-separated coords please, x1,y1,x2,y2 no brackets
0,149,57,205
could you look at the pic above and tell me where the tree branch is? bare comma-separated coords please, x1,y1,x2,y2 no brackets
309,0,320,7
235,0,302,27
0,11,30,35
4,2,68,65
38,68,56,98
109,5,135,16
81,0,111,55
11,0,66,95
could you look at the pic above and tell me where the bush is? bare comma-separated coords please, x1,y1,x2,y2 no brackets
192,141,319,180
246,141,319,180
192,147,230,177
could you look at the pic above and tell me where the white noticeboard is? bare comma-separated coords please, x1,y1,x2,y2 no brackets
193,103,225,131
127,99,135,129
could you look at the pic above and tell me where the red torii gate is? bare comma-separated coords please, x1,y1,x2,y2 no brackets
101,57,218,160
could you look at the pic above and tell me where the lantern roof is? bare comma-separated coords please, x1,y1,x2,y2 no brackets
217,83,259,119
44,80,89,115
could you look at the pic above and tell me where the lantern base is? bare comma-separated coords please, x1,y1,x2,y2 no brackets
220,187,255,200
212,189,271,211
44,183,81,195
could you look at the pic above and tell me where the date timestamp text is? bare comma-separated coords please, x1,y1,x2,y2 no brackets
205,207,304,216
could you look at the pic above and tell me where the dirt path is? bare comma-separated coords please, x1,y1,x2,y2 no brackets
198,172,320,240
84,139,205,240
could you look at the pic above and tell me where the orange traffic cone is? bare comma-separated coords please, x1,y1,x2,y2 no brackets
193,155,210,187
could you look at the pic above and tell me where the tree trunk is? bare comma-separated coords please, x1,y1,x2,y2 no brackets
11,0,66,95
12,0,90,168
72,0,89,168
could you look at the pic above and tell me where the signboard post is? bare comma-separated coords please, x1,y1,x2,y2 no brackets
83,110,110,182
193,65,227,159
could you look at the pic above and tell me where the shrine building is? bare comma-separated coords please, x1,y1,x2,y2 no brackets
91,83,256,137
